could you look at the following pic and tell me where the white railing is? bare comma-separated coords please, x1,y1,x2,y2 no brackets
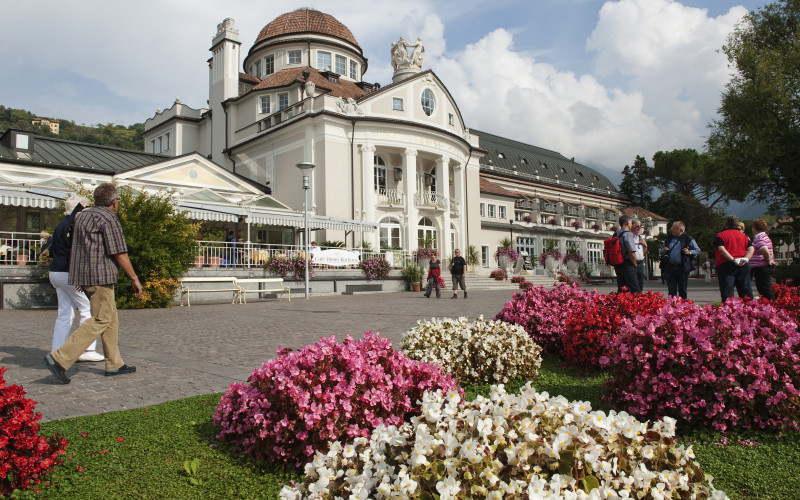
0,232,46,266
376,188,403,206
415,191,448,209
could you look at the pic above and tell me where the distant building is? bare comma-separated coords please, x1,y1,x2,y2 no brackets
31,117,59,135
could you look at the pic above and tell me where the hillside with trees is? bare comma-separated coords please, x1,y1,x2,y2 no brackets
0,105,144,151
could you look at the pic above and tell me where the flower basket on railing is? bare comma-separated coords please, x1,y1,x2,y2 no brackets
523,215,533,223
571,221,581,230
548,218,559,226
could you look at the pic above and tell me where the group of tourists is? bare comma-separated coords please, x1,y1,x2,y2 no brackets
424,249,468,299
613,214,776,302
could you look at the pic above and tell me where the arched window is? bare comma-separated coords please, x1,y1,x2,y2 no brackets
379,216,402,249
421,88,435,116
418,217,437,248
374,156,386,191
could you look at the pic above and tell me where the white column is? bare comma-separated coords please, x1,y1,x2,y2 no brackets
403,148,418,251
360,145,378,250
453,163,465,251
436,156,451,258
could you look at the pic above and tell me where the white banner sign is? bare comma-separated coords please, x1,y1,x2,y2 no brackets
312,248,360,267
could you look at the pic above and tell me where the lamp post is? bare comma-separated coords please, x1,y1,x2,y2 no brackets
296,161,315,299
509,219,514,244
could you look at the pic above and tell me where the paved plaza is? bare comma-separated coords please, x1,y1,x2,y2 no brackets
0,279,725,422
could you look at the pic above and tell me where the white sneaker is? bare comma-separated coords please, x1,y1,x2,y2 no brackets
78,351,105,362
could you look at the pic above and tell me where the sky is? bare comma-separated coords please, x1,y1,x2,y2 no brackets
1,0,773,216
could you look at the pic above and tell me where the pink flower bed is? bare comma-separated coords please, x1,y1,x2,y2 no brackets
494,283,597,354
601,299,800,432
213,332,461,466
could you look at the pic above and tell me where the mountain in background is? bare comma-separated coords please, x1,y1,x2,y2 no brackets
0,105,144,151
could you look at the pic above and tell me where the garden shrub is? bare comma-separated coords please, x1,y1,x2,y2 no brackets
281,384,726,499
602,299,800,432
265,254,310,281
489,269,506,280
359,255,391,280
495,283,597,354
510,276,526,284
400,317,542,384
0,367,68,495
562,291,666,373
213,332,461,466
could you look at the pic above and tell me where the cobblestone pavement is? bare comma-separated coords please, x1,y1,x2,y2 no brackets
0,280,723,422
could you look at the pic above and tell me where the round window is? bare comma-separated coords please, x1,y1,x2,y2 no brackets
421,88,435,116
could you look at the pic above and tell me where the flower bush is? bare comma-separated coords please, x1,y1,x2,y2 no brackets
522,215,533,223
213,332,461,466
281,384,726,500
359,255,391,280
1,367,68,495
414,247,438,261
400,317,543,384
602,299,800,432
510,276,526,284
265,254,312,281
555,270,580,285
548,217,559,226
489,269,506,280
495,283,596,354
562,292,667,373
591,223,601,232
766,282,800,324
494,247,520,263
539,249,563,268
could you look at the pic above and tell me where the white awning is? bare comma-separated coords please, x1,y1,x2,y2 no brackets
0,188,65,209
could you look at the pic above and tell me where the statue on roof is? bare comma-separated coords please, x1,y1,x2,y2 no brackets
391,37,411,70
391,36,424,82
410,37,425,68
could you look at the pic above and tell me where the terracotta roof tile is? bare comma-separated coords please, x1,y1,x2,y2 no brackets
239,72,261,85
247,67,366,100
255,9,359,49
480,177,522,198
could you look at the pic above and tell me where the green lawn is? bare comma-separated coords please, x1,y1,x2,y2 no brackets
12,356,799,499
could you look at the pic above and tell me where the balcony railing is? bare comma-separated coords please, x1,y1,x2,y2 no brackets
415,191,448,209
0,232,47,266
376,188,403,206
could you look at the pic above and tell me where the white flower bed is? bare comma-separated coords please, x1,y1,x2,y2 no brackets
401,316,543,384
281,384,728,499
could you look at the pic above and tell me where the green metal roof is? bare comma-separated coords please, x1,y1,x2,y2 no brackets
474,130,619,196
0,130,167,173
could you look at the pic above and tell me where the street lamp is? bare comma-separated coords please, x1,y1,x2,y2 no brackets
509,219,514,243
296,161,315,299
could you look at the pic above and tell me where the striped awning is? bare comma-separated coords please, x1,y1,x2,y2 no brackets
0,187,65,209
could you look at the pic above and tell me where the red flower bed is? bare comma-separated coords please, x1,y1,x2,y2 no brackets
0,367,68,495
765,282,800,324
561,291,667,373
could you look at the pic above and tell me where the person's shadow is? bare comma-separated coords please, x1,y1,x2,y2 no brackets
1,345,104,384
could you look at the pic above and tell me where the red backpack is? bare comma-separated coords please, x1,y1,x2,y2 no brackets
603,231,627,266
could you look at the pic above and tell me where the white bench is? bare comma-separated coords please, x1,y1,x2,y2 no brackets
178,277,239,306
236,278,291,303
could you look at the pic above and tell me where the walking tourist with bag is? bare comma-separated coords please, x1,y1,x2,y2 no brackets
424,255,442,298
607,215,640,293
449,249,467,299
660,221,700,299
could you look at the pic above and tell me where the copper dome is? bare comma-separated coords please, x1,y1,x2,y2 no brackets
254,9,360,50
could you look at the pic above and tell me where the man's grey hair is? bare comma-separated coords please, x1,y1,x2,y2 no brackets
618,214,632,227
64,194,91,215
725,215,740,229
93,183,119,207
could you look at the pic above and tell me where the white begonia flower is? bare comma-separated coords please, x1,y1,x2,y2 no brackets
642,445,655,460
435,474,460,500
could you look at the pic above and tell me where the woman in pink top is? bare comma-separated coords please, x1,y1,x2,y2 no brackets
750,219,776,300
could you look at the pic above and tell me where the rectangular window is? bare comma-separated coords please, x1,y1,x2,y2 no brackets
448,113,454,125
480,203,485,217
254,61,261,77
488,204,496,218
164,132,170,151
317,51,331,71
260,96,271,114
288,50,302,64
481,246,489,267
350,60,357,79
157,136,162,153
278,93,289,110
335,55,346,74
374,166,387,190
265,55,274,75
498,206,506,219
150,139,155,153
392,98,403,111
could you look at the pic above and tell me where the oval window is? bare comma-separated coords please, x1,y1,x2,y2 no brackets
421,88,435,116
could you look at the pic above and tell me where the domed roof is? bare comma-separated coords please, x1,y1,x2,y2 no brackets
255,9,360,50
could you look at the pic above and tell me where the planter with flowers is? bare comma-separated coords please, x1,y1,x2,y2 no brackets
494,246,519,274
562,251,584,274
538,249,562,276
522,215,533,224
591,223,601,232
413,246,438,273
548,217,559,226
571,220,581,230
359,255,390,281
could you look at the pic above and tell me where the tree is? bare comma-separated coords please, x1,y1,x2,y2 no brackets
706,0,800,208
650,149,730,232
618,155,654,208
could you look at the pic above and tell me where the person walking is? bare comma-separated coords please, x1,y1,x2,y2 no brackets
42,183,143,384
424,255,442,298
632,219,648,292
749,218,776,300
714,215,754,302
449,249,467,299
660,221,700,299
45,195,104,361
613,215,641,293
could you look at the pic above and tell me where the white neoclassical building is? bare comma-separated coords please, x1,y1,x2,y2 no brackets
134,8,660,269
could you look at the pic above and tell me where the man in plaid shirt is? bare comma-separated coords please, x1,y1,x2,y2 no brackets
42,183,143,384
